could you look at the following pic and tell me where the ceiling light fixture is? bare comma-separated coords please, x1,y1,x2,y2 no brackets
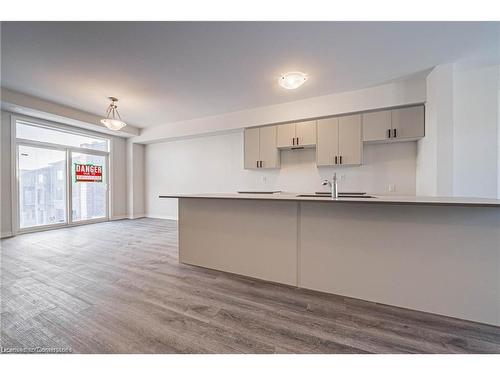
100,97,127,131
279,71,308,90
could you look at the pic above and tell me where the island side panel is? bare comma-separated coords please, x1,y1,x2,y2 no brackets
179,198,299,286
299,202,500,326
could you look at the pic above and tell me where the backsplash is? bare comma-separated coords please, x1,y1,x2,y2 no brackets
241,142,417,195
146,130,417,219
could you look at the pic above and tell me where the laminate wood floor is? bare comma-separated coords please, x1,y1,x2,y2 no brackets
1,218,499,354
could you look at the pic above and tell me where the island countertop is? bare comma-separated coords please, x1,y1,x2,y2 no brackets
159,192,500,207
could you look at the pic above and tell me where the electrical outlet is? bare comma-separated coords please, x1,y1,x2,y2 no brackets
388,184,396,193
262,176,267,184
340,174,346,181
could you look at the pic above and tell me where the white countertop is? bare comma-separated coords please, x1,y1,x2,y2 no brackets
159,192,500,207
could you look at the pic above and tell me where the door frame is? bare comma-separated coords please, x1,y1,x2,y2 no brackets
11,115,111,235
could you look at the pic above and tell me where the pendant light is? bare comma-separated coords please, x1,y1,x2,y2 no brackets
100,97,127,131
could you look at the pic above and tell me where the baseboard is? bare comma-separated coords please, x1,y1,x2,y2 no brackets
145,214,179,221
1,231,13,239
127,213,146,220
110,214,128,221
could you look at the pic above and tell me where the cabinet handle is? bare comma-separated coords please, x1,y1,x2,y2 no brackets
334,156,338,164
296,137,299,145
387,129,391,138
256,161,259,168
393,128,397,138
292,137,295,146
260,161,263,168
339,155,343,164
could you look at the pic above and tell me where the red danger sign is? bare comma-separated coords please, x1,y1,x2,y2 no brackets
75,163,103,182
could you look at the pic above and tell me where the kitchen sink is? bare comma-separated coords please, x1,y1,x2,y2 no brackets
237,191,281,194
297,194,376,198
314,192,366,195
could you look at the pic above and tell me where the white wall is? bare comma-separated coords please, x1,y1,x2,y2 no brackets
1,111,13,237
417,62,500,199
111,136,128,219
416,64,454,196
452,63,499,198
498,65,500,199
127,140,145,218
145,131,417,220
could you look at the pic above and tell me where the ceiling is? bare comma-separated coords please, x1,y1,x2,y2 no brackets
1,22,498,128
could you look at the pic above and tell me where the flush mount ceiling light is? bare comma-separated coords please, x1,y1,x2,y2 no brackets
100,97,127,131
279,71,308,90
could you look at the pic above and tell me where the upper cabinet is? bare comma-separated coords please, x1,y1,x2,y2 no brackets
316,118,339,166
244,127,260,169
296,120,317,147
244,126,280,169
391,106,425,139
276,123,295,148
362,105,425,142
338,115,363,165
243,105,424,170
317,114,362,166
277,120,317,148
362,110,391,142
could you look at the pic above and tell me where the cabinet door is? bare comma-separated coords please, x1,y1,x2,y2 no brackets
244,127,260,169
362,110,391,141
295,120,317,146
259,126,280,169
276,123,296,148
338,114,362,165
391,106,425,139
316,118,339,166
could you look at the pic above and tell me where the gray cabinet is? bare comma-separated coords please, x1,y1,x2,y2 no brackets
391,106,425,139
316,118,339,166
338,115,362,165
295,120,317,147
276,123,296,148
362,105,424,142
244,126,280,169
362,110,391,142
317,115,362,166
277,120,316,148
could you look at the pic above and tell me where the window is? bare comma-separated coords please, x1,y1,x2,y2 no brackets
16,120,110,231
23,188,34,205
17,121,109,152
56,187,63,201
18,145,67,228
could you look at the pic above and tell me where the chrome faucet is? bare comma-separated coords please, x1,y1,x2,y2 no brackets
322,173,338,199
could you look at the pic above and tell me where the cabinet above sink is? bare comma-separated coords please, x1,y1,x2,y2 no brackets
277,120,317,149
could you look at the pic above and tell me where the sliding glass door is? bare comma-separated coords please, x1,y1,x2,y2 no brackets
15,119,111,233
18,145,67,229
71,152,108,222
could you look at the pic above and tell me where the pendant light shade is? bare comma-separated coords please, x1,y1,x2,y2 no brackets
100,97,127,131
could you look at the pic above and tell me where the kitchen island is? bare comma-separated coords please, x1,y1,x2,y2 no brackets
160,192,500,326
